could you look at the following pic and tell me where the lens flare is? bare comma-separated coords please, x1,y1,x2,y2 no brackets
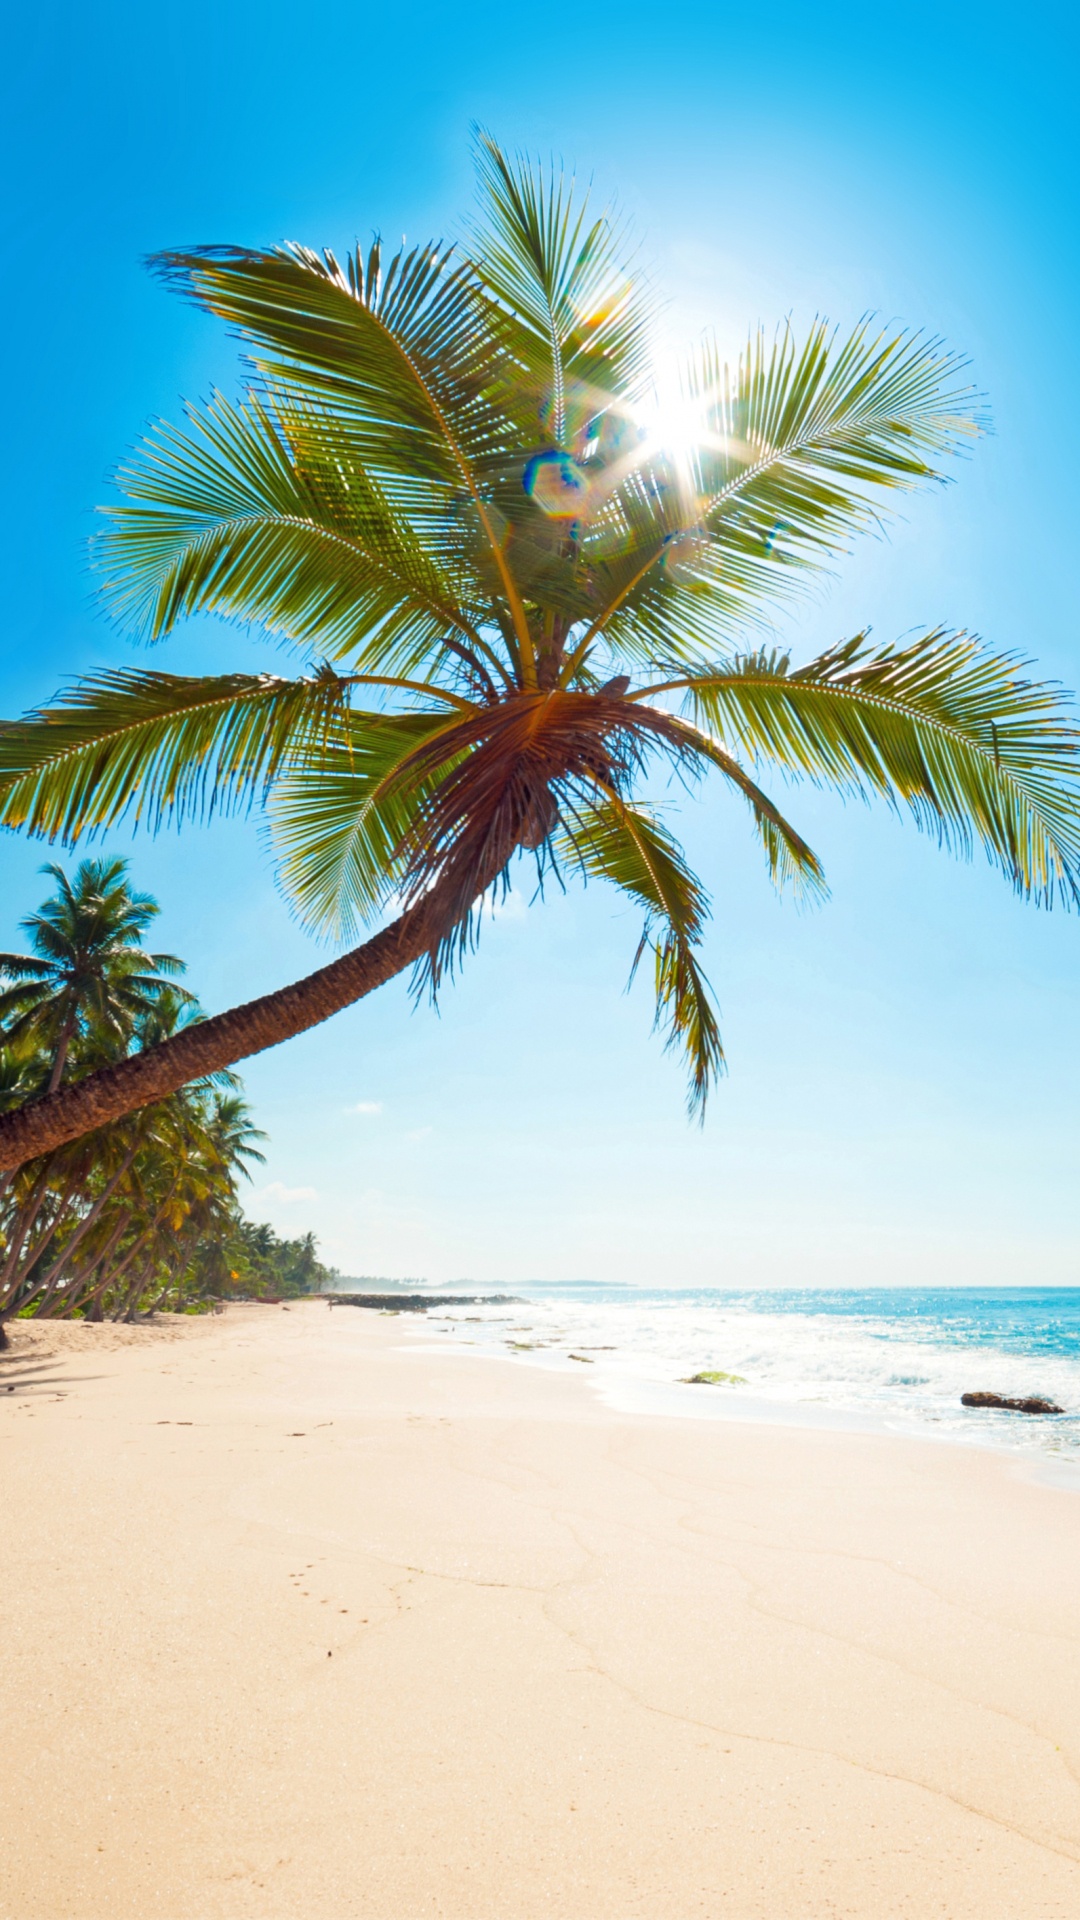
763,519,792,556
523,450,591,518
662,527,709,584
572,275,633,334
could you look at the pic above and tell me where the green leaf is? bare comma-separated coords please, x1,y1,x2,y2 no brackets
573,319,985,660
152,236,504,488
270,708,467,938
557,796,724,1115
150,231,540,677
469,134,657,438
669,630,1080,905
0,669,360,841
656,714,828,901
98,392,500,677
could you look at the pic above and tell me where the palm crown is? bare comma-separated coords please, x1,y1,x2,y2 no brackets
0,137,1078,1150
0,857,188,1094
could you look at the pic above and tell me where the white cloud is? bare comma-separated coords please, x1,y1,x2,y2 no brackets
257,1181,318,1205
345,1100,383,1115
406,1126,433,1143
489,887,527,922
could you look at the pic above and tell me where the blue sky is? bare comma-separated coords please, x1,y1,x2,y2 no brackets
3,0,1079,1285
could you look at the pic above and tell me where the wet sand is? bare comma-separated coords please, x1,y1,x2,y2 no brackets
2,1299,1079,1918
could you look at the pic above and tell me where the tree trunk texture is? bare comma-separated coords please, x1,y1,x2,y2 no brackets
0,881,462,1173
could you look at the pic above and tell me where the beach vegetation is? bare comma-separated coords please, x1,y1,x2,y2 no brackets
0,864,333,1335
0,856,188,1094
0,138,1079,1164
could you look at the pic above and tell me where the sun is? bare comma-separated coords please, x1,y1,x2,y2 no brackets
635,389,709,463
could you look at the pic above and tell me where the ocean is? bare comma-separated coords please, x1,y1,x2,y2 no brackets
419,1284,1080,1459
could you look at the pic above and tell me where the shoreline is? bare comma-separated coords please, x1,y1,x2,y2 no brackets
395,1302,1080,1485
12,1299,1080,1461
13,1297,1080,1489
4,1299,1080,1917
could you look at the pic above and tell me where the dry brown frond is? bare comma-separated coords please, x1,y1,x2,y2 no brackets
390,691,695,973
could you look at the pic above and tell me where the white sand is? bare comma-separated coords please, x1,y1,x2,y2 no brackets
2,1299,1079,1918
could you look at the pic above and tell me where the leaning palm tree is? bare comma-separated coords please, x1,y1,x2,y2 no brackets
0,136,1078,1168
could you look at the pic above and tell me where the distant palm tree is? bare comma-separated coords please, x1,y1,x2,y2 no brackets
0,988,264,1329
203,1089,267,1185
0,136,1078,1166
0,858,188,1092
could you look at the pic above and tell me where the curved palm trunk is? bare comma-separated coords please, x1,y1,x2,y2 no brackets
47,1011,77,1097
0,1170,57,1303
20,1144,141,1317
101,1179,183,1310
0,879,464,1173
0,1161,94,1309
77,1215,134,1321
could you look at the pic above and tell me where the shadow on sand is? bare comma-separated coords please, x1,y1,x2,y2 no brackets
0,1357,107,1397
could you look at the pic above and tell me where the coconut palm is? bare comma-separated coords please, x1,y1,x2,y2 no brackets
0,1059,265,1324
0,1040,46,1117
0,858,189,1093
0,136,1078,1167
102,1088,266,1320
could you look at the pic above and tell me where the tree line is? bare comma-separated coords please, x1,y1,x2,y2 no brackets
0,859,335,1342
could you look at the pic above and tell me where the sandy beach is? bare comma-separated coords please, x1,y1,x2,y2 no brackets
3,1301,1080,1918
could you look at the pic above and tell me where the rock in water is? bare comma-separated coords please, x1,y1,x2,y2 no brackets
681,1370,747,1387
961,1392,1065,1415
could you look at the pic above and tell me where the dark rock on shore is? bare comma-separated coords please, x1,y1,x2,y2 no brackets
322,1293,520,1313
961,1391,1065,1415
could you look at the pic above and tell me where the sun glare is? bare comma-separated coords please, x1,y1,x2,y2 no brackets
636,390,708,462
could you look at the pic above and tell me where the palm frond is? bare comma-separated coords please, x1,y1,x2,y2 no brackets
0,668,362,841
151,234,538,675
269,708,466,938
0,954,54,980
657,631,1080,904
703,317,982,514
151,236,499,482
574,320,984,656
656,713,828,900
98,392,494,680
557,795,723,1116
469,134,656,432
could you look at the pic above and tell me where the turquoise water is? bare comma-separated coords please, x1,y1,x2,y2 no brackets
427,1285,1080,1456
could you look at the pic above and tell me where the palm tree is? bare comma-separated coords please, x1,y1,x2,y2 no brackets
0,1040,46,1117
203,1089,267,1184
0,137,1077,1168
0,858,189,1093
105,1088,265,1320
0,1057,265,1324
